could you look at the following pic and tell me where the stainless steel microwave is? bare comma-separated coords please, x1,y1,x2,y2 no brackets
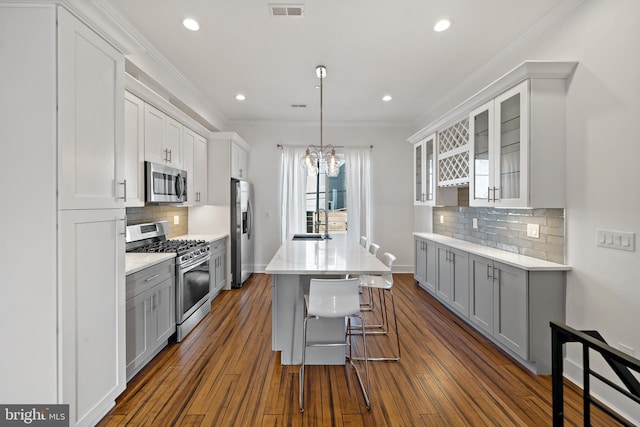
146,161,187,203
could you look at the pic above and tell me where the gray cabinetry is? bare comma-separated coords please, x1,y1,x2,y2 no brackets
493,261,528,359
125,258,175,381
210,238,227,298
415,236,566,374
470,254,527,359
469,255,495,334
414,237,437,294
414,238,427,285
436,245,469,317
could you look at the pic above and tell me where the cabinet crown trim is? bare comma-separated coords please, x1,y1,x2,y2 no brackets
209,131,251,151
407,60,578,144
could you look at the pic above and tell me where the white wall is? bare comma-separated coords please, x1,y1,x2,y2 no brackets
414,0,640,421
226,121,414,272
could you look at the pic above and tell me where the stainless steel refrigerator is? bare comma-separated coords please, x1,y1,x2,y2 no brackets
231,179,254,288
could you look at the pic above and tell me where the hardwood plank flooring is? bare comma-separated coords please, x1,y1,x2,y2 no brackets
99,273,617,426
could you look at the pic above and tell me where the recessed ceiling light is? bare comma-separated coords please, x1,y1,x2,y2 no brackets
183,18,200,31
235,94,246,101
382,95,393,102
434,19,452,32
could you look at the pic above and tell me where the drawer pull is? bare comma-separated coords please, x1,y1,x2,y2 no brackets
145,274,160,282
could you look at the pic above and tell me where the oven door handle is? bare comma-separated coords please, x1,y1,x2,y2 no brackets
180,253,211,271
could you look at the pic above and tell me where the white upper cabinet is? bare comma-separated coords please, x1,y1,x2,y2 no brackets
144,103,183,169
410,61,576,209
208,132,251,205
413,135,434,205
123,91,145,207
413,133,457,206
58,7,125,210
182,126,208,206
231,140,249,180
194,134,208,204
470,81,529,207
469,75,570,208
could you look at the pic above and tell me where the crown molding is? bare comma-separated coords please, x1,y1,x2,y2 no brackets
407,60,578,144
227,119,413,129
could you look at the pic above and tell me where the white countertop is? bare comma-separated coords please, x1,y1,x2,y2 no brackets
413,232,571,272
171,233,227,243
126,253,176,276
265,233,390,275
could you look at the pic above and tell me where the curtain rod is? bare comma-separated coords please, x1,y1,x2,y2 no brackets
276,144,373,149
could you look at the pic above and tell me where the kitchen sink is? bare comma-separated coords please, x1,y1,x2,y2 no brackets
292,233,325,240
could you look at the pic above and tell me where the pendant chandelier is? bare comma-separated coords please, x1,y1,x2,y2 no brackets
301,65,344,177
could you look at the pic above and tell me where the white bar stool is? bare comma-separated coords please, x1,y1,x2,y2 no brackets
360,243,380,311
351,252,401,362
299,278,371,412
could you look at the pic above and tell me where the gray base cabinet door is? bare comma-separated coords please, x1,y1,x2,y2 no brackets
493,261,528,359
450,248,469,317
436,245,452,302
211,239,227,297
125,277,175,380
414,238,427,285
469,254,495,334
425,239,437,294
125,260,175,381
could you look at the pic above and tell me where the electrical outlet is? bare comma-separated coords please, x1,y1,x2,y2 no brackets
527,223,540,238
439,215,444,224
174,215,180,225
472,218,478,229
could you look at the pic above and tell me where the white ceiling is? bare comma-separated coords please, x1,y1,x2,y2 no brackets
101,0,575,125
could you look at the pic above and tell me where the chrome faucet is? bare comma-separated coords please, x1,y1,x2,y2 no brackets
317,209,331,239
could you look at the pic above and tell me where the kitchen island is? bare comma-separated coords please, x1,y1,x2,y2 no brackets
265,234,390,365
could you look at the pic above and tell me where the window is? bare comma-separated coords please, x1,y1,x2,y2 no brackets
305,159,347,234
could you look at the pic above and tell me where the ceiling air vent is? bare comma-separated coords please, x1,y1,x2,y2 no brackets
269,4,304,17
291,104,307,108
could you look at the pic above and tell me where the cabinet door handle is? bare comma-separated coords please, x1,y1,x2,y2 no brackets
163,148,168,162
493,187,499,202
488,187,492,202
145,274,160,282
118,179,127,202
487,264,492,279
120,217,126,236
169,149,172,163
493,267,499,282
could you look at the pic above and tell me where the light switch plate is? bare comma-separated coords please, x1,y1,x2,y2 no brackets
472,218,478,229
527,223,540,238
597,230,635,252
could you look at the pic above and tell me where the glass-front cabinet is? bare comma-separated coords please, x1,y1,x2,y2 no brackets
469,80,529,207
413,133,436,206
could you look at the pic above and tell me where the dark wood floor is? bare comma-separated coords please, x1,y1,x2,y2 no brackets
99,273,614,426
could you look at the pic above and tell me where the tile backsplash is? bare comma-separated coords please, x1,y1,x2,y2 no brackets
126,205,188,238
433,206,565,264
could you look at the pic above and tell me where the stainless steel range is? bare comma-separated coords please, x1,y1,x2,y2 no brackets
126,221,211,341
